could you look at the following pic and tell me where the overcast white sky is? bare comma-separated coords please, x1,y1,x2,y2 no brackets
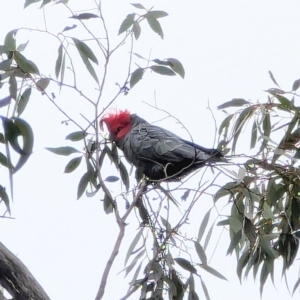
1,1,300,300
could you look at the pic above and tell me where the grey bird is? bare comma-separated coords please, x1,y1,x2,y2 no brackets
101,110,225,181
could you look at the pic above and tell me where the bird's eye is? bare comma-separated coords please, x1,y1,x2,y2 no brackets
116,126,123,133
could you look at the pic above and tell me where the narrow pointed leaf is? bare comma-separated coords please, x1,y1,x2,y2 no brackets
104,175,119,182
70,13,99,20
36,78,50,92
268,70,280,87
133,21,141,40
46,146,80,156
72,38,98,64
24,0,40,8
119,13,135,35
130,68,144,88
55,44,63,78
200,278,210,300
17,41,29,52
146,16,163,38
77,171,93,200
65,131,87,141
199,265,228,281
166,58,185,78
250,119,257,149
103,192,114,214
14,52,40,75
217,98,249,110
13,118,34,173
0,152,12,169
77,51,98,83
174,257,197,274
292,79,300,91
17,88,32,116
0,59,12,71
194,242,207,265
130,3,146,9
146,11,168,19
9,76,17,99
119,161,130,191
0,185,10,213
4,30,17,51
150,65,175,76
62,25,77,33
64,156,82,173
197,209,211,242
125,228,144,266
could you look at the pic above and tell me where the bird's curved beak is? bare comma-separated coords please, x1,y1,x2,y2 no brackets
99,118,106,131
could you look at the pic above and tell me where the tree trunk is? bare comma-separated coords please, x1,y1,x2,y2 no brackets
0,242,50,300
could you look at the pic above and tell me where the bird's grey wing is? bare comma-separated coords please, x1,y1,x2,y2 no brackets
130,124,207,163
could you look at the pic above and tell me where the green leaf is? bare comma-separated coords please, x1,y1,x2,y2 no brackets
125,228,144,266
226,229,242,255
150,65,175,76
73,43,98,83
214,182,239,202
198,265,228,281
237,250,250,282
181,189,190,201
46,146,80,156
292,79,300,91
0,59,12,71
133,21,141,40
118,13,135,35
200,278,210,300
130,68,144,88
0,152,12,169
77,171,93,200
174,257,197,274
166,58,185,79
40,0,51,8
64,156,82,173
194,242,207,265
17,88,32,116
55,44,63,79
70,13,99,20
9,76,17,100
146,16,164,38
130,3,146,9
197,209,211,242
17,41,29,52
36,78,50,92
217,98,249,110
119,161,130,191
218,114,234,137
268,70,280,87
14,52,40,74
62,25,77,33
0,185,10,213
146,11,168,19
250,119,257,149
275,95,296,110
13,118,34,173
72,38,98,64
24,0,40,8
1,117,22,153
232,106,254,153
65,131,87,142
4,30,17,51
104,175,119,182
103,192,114,214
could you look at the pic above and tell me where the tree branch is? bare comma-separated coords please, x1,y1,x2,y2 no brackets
0,242,50,300
95,180,147,300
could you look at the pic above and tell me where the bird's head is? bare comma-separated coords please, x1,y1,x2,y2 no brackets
100,110,132,140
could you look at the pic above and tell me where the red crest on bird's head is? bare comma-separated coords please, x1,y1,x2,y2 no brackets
100,110,132,139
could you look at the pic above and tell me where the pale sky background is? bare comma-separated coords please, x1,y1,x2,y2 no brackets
1,1,300,300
